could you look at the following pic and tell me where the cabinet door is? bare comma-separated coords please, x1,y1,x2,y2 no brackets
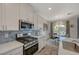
33,14,38,29
4,4,19,31
0,4,3,31
20,4,27,21
38,16,43,30
38,36,48,51
20,4,34,24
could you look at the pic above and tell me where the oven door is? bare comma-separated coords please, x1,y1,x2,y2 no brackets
23,43,38,55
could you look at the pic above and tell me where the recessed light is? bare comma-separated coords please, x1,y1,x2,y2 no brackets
48,8,52,10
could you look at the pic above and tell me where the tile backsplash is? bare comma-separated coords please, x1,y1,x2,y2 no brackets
0,31,19,44
0,29,41,44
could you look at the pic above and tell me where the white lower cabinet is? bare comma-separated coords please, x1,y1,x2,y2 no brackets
38,36,48,51
4,46,23,55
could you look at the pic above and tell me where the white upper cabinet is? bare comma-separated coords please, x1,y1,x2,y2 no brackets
19,4,27,20
2,4,19,31
20,4,34,24
0,3,35,31
33,14,38,29
0,4,2,31
5,4,19,30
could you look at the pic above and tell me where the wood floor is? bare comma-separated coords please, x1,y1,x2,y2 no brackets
35,45,59,55
34,39,59,55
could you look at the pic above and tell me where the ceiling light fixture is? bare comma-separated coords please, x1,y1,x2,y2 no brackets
48,8,52,10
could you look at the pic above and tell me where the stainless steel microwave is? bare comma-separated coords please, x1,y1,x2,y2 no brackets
19,20,34,30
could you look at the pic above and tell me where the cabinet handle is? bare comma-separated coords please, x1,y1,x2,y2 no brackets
3,25,4,31
2,25,7,31
5,25,7,30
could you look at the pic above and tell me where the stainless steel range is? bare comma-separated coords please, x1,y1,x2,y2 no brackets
16,34,38,55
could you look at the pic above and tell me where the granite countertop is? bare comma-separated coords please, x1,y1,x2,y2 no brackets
0,41,24,54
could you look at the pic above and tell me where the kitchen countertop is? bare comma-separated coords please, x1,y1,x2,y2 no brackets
0,41,24,54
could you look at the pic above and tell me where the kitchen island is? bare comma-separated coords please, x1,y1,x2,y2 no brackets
58,38,79,55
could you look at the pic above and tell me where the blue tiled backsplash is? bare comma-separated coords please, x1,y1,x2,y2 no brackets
0,31,19,44
0,29,41,44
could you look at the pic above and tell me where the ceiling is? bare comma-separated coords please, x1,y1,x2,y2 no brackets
30,3,79,21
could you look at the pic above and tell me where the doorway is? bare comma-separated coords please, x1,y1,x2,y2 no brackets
53,21,66,40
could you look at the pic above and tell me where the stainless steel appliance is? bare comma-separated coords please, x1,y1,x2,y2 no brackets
19,20,34,30
23,40,38,55
16,34,38,55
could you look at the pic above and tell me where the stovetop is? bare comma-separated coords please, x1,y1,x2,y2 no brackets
16,36,38,44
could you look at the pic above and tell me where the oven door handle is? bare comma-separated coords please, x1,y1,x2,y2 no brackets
24,42,38,50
